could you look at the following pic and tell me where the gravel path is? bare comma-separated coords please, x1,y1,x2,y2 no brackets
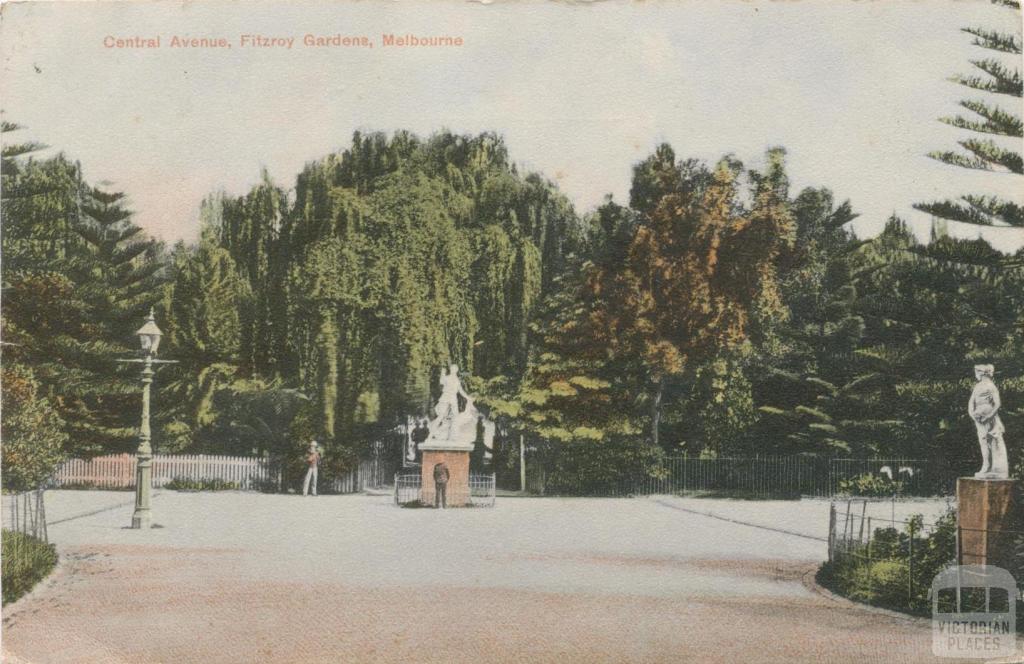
0,491,1005,663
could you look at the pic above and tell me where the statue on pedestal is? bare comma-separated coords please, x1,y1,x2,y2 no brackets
416,364,494,507
969,364,1008,480
426,364,479,446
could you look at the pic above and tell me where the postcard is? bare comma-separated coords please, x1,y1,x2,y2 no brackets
1,1,1022,662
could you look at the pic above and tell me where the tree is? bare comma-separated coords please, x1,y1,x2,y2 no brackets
218,174,290,377
188,130,583,453
495,145,796,484
915,0,1022,242
1,123,83,273
584,147,795,449
1,363,67,491
155,227,251,451
2,125,168,456
749,188,871,455
850,220,1022,465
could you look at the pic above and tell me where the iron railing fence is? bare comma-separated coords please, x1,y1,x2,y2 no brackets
1,488,53,580
532,456,963,498
2,489,48,541
394,472,422,506
393,472,496,507
827,498,1024,611
468,473,497,507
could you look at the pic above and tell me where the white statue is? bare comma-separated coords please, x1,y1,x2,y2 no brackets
417,364,496,458
420,365,476,444
482,419,496,461
969,364,1008,480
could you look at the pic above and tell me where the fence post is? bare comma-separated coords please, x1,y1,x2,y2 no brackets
828,503,836,562
866,516,873,596
908,519,916,603
955,523,963,612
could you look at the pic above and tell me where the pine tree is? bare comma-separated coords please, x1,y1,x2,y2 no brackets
748,188,867,455
915,0,1023,242
2,126,169,455
1,123,84,274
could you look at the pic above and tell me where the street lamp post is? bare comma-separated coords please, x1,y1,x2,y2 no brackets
119,308,175,529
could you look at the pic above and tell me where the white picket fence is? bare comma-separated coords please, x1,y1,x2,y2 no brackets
52,454,375,494
53,454,274,490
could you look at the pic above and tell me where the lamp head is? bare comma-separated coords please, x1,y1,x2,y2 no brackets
135,308,163,356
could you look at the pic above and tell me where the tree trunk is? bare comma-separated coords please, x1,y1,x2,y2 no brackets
651,377,665,448
319,313,338,441
520,433,527,493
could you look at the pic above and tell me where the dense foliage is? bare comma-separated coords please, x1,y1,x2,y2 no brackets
2,120,1021,488
818,511,958,615
2,122,166,458
821,504,1023,632
0,364,66,491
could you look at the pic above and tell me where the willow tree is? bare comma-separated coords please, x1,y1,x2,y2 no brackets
218,173,290,377
285,170,477,444
288,236,368,442
183,130,582,450
366,172,477,422
156,227,252,451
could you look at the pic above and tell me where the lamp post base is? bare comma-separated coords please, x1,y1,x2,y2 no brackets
131,509,152,529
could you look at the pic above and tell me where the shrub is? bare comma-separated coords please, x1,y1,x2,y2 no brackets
838,472,904,497
163,477,239,491
1,364,67,492
841,559,910,606
58,481,133,491
2,530,58,604
820,509,958,615
535,436,664,495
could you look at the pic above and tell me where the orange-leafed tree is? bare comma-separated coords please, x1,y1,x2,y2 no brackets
582,147,795,448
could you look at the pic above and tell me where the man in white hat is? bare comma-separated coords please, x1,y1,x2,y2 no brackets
969,364,1008,479
302,440,322,496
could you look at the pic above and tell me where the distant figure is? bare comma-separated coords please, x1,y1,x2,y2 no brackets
411,418,430,458
433,462,450,509
302,440,321,496
969,364,1008,479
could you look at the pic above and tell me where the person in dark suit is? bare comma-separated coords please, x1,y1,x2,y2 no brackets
410,419,430,462
433,462,450,508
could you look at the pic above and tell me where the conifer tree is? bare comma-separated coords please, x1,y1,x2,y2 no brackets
915,0,1022,240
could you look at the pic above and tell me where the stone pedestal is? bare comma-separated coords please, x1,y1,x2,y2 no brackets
957,478,1018,569
420,445,471,507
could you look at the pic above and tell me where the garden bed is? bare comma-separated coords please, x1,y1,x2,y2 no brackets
2,530,58,605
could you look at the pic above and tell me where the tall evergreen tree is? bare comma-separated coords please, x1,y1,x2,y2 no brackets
2,126,168,455
915,0,1022,245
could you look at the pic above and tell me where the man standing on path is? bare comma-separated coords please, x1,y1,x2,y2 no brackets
302,440,321,496
433,461,449,508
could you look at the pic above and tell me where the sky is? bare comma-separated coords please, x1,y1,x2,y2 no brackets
2,0,1022,251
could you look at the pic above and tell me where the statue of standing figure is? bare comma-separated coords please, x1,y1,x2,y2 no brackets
427,364,479,444
969,364,1009,480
